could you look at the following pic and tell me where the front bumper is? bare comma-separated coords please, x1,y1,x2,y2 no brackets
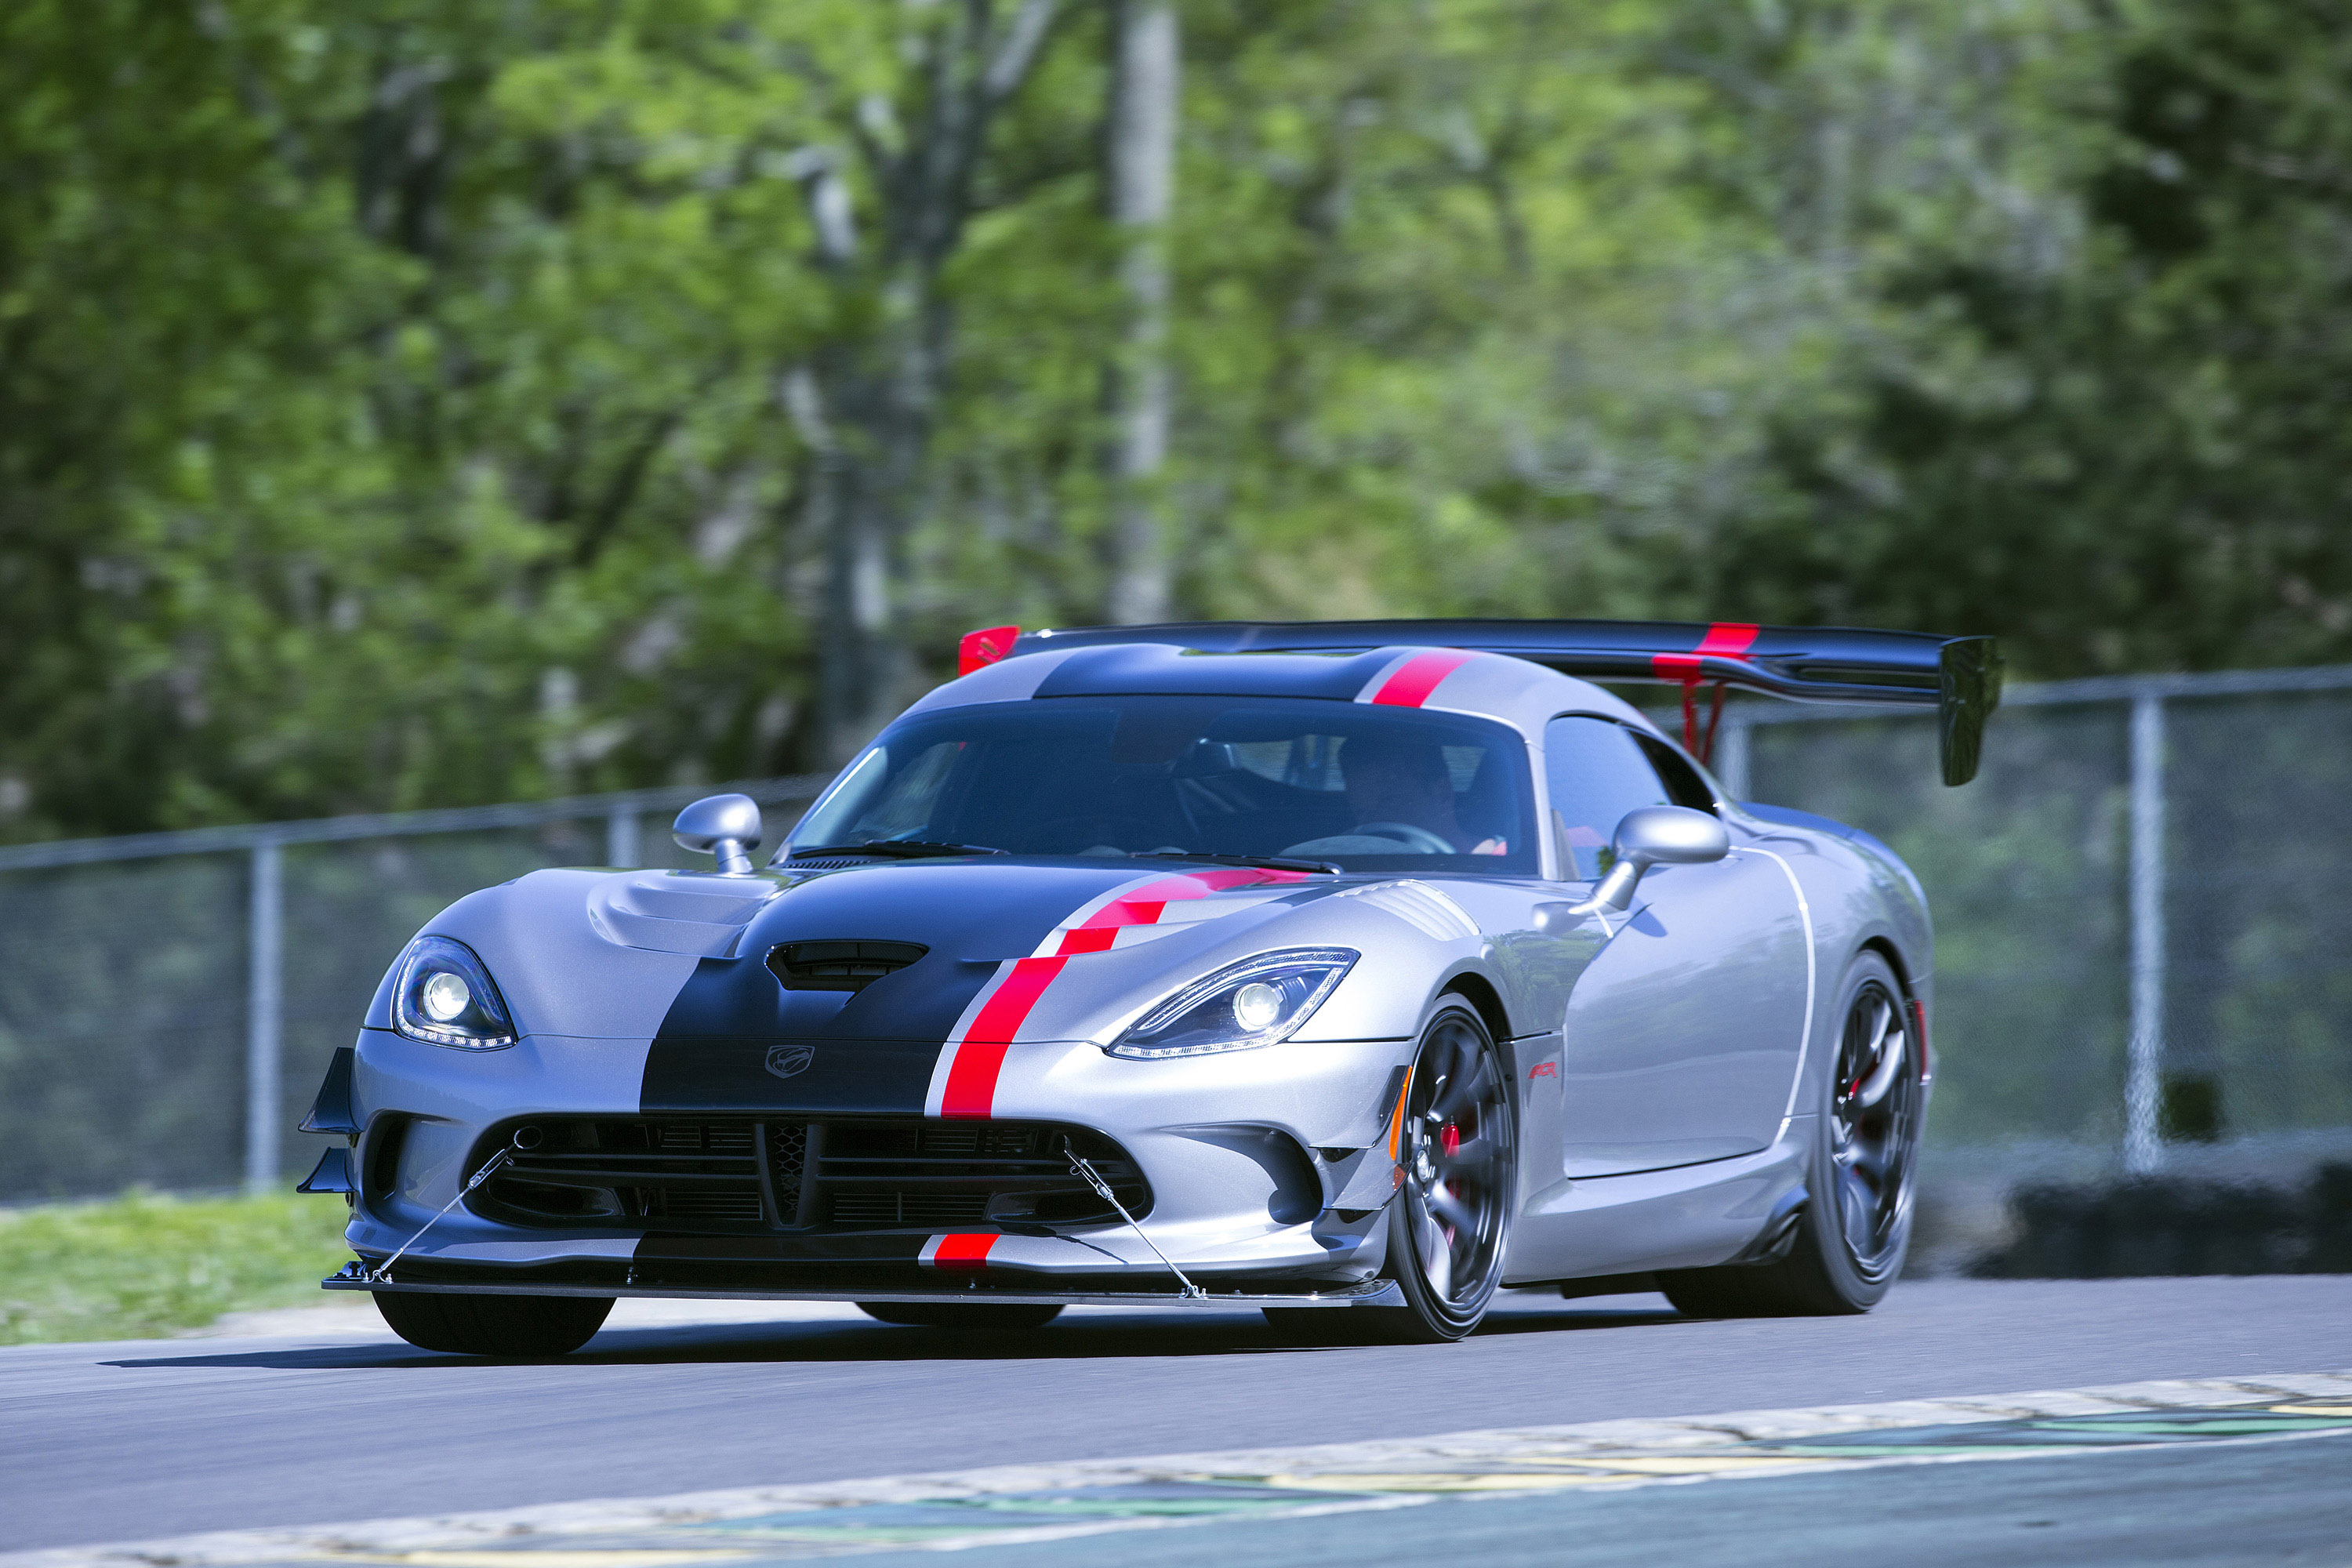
337,1027,1413,1301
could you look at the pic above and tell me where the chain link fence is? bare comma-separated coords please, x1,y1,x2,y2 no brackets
1714,665,2352,1269
3,670,2348,1274
0,782,822,1202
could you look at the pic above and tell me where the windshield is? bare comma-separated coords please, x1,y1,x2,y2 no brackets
789,695,1539,876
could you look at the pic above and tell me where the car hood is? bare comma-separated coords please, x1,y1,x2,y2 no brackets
392,855,1486,1119
612,857,1330,1044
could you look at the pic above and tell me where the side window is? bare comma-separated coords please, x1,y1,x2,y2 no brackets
1543,717,1673,880
1634,734,1720,812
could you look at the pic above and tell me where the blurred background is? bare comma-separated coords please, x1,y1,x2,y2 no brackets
2,0,2350,1319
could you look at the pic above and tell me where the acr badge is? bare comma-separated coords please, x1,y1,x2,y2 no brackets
764,1044,816,1080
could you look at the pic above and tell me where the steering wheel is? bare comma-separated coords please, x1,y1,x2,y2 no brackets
1353,821,1457,855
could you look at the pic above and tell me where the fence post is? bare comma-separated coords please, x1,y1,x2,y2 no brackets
245,838,284,1193
606,804,640,869
2124,689,2166,1174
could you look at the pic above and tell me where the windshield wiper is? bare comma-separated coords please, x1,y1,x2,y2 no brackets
786,840,1007,861
1135,851,1341,875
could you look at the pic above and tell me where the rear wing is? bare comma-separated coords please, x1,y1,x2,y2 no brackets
957,619,2002,786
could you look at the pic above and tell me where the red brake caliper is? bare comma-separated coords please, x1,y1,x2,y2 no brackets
1436,1122,1465,1242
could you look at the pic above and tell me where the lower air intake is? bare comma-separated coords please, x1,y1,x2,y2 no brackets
466,1116,1147,1236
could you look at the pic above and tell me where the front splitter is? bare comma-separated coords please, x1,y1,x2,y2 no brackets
322,1274,1406,1309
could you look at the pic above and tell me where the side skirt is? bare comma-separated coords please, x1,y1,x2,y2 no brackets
1502,1121,1811,1284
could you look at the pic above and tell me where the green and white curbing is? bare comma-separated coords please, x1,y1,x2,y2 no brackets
9,1371,2350,1567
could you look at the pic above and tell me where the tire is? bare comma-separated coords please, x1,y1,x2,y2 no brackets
1269,999,1515,1345
856,1301,1064,1330
1659,951,1922,1318
372,1290,614,1356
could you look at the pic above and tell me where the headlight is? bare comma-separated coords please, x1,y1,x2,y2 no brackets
1107,948,1357,1059
391,935,517,1049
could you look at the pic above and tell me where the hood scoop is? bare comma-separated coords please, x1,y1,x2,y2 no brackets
588,870,785,956
768,940,929,993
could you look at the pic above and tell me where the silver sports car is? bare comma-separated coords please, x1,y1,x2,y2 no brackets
300,619,1999,1354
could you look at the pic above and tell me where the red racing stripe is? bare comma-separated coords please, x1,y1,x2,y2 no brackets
1049,869,1302,953
1652,622,1759,682
1370,648,1476,707
923,1233,998,1269
940,956,1067,1118
935,865,1315,1119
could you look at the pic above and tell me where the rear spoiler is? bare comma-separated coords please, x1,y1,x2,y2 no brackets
957,619,2002,786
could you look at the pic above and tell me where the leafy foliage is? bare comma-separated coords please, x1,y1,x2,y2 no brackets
2,0,2345,839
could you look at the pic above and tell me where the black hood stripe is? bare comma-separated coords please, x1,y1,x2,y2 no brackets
640,860,1311,1118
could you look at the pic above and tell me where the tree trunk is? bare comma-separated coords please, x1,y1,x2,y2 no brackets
1103,0,1179,626
799,0,1065,764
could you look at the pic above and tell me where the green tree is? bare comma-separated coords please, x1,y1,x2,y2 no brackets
1715,0,2352,674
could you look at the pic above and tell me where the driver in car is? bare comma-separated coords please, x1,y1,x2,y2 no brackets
1308,737,1508,856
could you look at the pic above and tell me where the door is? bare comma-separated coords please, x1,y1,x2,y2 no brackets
1542,716,1809,1178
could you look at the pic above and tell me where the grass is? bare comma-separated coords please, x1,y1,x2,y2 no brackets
0,1189,356,1345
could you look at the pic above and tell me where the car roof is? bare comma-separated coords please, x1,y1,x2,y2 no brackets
898,641,1660,745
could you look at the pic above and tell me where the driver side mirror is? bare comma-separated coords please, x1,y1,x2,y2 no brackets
1573,806,1729,915
673,793,764,876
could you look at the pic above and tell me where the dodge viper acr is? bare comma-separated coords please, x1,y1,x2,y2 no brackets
301,619,2000,1355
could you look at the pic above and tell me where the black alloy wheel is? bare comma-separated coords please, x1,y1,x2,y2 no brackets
1659,950,1921,1317
372,1290,614,1356
857,1302,1065,1330
1828,972,1923,1283
1269,999,1515,1345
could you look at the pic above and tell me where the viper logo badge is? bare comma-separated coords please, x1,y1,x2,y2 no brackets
764,1044,815,1080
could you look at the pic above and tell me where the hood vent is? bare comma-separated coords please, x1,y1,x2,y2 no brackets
767,940,930,993
588,869,782,956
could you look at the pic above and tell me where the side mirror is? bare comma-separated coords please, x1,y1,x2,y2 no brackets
673,793,763,876
1573,806,1729,915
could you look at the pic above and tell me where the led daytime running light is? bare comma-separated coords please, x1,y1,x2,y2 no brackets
391,935,517,1050
1109,947,1357,1059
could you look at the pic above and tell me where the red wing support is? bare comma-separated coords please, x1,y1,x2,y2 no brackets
954,618,2003,786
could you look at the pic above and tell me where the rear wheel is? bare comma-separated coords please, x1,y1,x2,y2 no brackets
372,1290,613,1356
1659,951,1921,1317
856,1302,1064,1330
1265,999,1515,1345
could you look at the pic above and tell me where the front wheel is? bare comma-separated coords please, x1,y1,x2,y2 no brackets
1660,951,1922,1317
372,1290,614,1356
856,1302,1063,1330
1269,999,1515,1345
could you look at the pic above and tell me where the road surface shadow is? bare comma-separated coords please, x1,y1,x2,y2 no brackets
103,1302,1690,1372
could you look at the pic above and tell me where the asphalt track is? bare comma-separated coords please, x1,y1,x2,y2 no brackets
4,1276,2348,1555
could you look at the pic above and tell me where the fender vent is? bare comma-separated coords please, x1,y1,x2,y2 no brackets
767,940,929,993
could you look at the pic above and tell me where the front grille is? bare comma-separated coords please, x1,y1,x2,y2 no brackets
829,1192,992,1225
769,1122,808,1218
468,1116,1147,1236
470,1119,767,1226
662,1190,767,1221
659,1123,756,1155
